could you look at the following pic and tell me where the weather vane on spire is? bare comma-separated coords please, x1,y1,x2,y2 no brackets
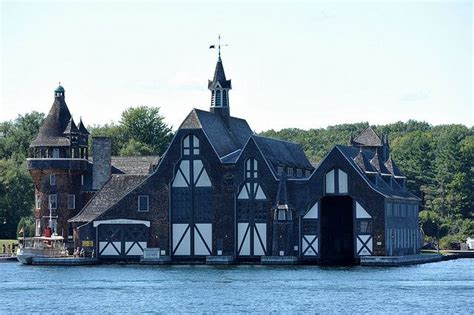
209,34,228,58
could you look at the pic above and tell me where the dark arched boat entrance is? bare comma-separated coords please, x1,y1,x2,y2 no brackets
320,196,355,265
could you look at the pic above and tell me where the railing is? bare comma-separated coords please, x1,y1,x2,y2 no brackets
27,158,91,171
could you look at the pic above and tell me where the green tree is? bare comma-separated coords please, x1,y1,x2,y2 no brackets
119,139,154,156
0,160,34,239
120,106,173,156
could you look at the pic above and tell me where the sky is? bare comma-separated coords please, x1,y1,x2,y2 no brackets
1,0,472,132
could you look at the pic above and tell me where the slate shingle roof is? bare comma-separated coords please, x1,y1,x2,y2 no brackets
111,156,159,175
63,118,79,134
370,151,391,175
208,57,232,89
336,145,419,200
385,156,405,177
353,149,376,173
252,135,314,170
31,95,72,147
77,118,90,135
180,109,253,158
69,174,147,223
352,126,383,147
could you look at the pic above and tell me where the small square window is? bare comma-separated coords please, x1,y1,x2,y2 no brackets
277,166,284,175
67,194,75,210
296,169,303,177
50,174,56,186
138,195,149,212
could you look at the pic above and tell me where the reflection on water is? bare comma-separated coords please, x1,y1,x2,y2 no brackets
0,259,473,313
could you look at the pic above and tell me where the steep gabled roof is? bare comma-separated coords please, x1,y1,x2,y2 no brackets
31,94,72,147
111,156,159,175
385,156,405,177
208,57,232,89
370,151,391,175
252,135,314,170
179,109,253,158
69,174,147,223
63,118,79,134
353,149,376,173
352,126,383,147
77,118,90,135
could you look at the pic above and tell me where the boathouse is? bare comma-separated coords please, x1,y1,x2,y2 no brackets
31,53,421,264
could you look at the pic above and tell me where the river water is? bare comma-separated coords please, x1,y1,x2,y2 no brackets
0,259,473,313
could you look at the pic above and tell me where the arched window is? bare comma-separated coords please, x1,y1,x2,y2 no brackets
325,169,348,194
182,134,199,156
215,90,221,107
222,90,228,107
245,158,258,179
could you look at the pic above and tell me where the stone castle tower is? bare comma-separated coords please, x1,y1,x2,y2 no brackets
28,85,93,241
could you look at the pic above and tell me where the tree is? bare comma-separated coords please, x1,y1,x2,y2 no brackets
119,139,154,156
120,106,173,156
0,160,34,239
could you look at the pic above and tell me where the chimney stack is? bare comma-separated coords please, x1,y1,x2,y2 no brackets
92,136,111,190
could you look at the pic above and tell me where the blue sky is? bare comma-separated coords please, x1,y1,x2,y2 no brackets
1,0,472,131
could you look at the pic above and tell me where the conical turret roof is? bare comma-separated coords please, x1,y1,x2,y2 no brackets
31,87,72,147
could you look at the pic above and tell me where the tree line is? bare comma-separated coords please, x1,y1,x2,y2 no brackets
0,109,472,248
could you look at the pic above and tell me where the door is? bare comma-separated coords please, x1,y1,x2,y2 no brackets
236,159,269,258
98,224,148,259
171,135,213,257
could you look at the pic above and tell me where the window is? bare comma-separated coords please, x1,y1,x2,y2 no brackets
296,168,302,177
305,170,311,177
49,194,57,209
277,166,284,175
338,170,348,193
183,135,199,156
35,219,41,237
222,90,228,107
246,159,258,179
35,195,41,209
52,148,60,158
138,195,149,212
50,174,56,186
358,220,372,233
386,203,392,217
67,194,75,209
215,90,221,107
325,170,335,193
287,167,293,177
81,175,84,186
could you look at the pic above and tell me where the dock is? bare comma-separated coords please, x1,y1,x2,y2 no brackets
31,257,99,266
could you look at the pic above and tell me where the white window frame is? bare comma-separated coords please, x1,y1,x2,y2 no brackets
50,174,56,186
49,194,57,210
138,195,149,212
35,195,41,209
67,194,75,210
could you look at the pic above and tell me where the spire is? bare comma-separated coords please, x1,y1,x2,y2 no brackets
63,117,79,134
77,117,90,135
208,35,232,124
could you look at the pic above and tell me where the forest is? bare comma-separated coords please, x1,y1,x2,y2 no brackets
0,108,472,249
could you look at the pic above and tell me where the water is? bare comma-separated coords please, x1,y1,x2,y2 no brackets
0,259,473,313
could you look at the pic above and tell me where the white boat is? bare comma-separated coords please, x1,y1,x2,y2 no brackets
17,235,68,265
